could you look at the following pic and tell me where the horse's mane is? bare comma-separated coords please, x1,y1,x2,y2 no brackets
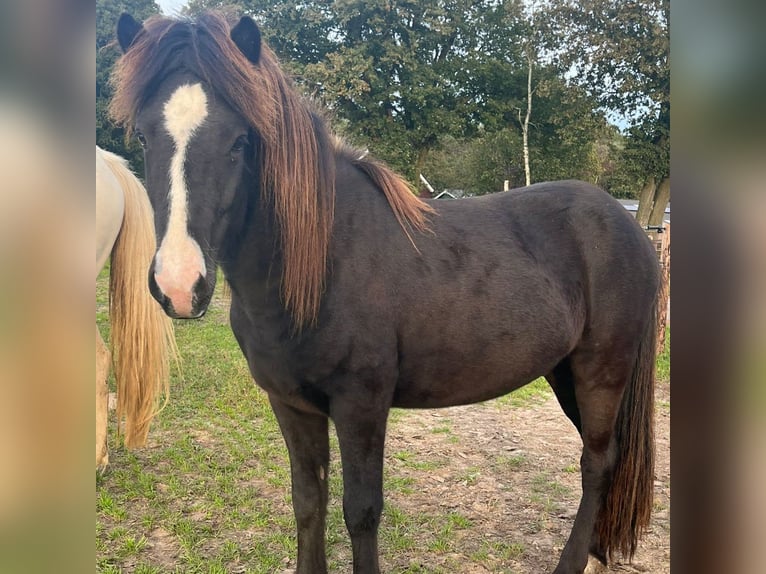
110,11,433,328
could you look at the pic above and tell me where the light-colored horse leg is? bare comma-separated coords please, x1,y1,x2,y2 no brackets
96,326,110,470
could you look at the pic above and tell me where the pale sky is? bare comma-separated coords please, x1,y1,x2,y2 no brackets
158,0,188,15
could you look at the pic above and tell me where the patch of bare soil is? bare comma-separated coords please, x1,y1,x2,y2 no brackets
145,527,180,570
382,381,670,573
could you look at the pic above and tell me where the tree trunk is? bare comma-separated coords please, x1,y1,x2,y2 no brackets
522,48,533,186
648,176,670,227
636,176,657,227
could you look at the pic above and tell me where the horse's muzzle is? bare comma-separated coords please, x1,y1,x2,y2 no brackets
148,268,211,319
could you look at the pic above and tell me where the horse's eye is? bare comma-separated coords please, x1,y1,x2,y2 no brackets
136,131,147,148
230,134,249,154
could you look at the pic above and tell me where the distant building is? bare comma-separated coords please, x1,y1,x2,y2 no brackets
432,189,466,199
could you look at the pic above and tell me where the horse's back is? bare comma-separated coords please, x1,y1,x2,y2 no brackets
425,180,658,306
96,147,125,276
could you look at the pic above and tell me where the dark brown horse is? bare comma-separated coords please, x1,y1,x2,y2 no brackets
112,12,659,574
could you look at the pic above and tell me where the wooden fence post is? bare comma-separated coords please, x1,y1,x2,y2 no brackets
643,222,670,354
655,223,670,353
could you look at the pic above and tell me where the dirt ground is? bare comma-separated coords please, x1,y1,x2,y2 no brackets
378,380,671,574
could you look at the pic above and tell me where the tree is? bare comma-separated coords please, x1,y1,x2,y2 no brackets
303,0,483,179
454,0,611,190
185,0,520,179
544,0,670,223
97,0,160,172
422,71,611,197
184,0,336,75
422,130,524,196
520,43,533,186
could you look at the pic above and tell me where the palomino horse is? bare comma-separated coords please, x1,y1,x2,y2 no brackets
96,146,175,470
112,12,659,574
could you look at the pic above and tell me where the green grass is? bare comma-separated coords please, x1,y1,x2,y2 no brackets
474,540,525,562
391,450,444,472
531,472,571,499
527,472,573,522
457,466,482,486
656,327,670,384
495,453,527,471
430,424,453,435
493,377,552,408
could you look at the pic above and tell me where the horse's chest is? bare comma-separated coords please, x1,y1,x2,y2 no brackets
229,316,335,415
239,343,332,415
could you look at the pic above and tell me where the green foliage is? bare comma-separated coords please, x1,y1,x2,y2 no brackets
422,131,522,196
96,0,160,172
301,0,487,178
422,77,614,196
543,0,670,194
182,1,534,180
543,0,669,127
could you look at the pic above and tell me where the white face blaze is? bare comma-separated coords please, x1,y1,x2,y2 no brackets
154,82,209,317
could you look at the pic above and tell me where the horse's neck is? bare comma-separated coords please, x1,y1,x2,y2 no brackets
222,200,287,315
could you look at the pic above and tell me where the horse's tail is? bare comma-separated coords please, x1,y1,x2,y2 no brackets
102,151,178,449
597,291,658,561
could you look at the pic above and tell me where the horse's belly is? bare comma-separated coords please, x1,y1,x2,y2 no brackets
393,341,568,409
392,374,532,408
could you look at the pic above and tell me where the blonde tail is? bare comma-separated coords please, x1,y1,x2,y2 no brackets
102,151,178,448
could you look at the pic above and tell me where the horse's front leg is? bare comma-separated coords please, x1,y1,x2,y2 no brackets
332,397,390,574
269,396,330,574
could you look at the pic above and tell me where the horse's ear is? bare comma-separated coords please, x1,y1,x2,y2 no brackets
231,16,261,64
117,13,143,52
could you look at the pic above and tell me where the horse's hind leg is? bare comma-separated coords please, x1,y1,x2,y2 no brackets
96,326,110,471
547,362,608,571
269,396,330,574
552,350,629,574
546,359,582,434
